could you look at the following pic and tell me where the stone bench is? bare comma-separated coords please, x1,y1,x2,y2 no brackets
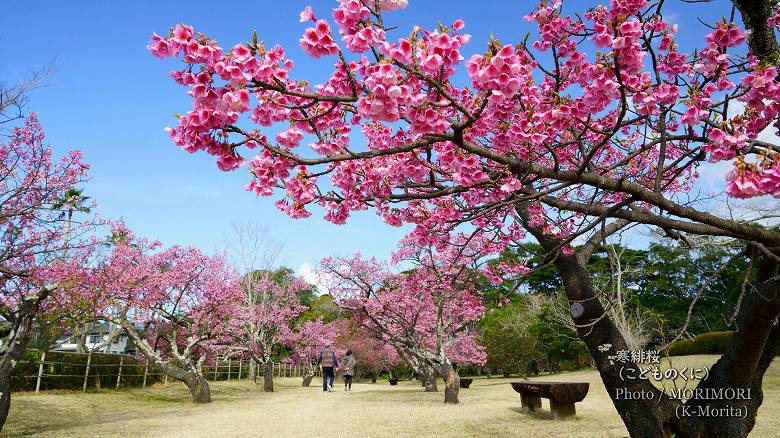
510,381,589,419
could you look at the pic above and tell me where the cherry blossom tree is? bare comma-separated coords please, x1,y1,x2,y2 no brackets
68,227,241,404
225,269,308,392
0,113,91,431
223,222,283,386
323,236,487,404
334,319,400,382
222,223,311,391
149,0,780,434
282,317,343,387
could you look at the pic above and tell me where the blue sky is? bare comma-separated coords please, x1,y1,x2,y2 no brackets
0,0,740,277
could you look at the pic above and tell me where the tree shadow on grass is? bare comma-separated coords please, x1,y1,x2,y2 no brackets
345,387,445,404
4,398,78,437
4,383,264,437
134,392,188,403
507,406,555,420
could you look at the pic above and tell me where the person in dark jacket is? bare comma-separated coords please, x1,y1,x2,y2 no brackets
318,344,338,392
341,349,356,391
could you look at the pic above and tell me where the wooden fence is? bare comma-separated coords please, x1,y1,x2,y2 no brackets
11,350,164,392
12,350,309,393
203,359,310,380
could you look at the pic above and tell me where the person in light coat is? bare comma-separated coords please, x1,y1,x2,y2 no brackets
341,349,356,391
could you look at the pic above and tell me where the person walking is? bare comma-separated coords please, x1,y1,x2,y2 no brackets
341,349,356,391
318,344,338,392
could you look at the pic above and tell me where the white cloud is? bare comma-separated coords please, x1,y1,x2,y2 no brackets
297,262,330,296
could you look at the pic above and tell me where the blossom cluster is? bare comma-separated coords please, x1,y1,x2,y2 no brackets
332,0,389,53
466,45,535,100
148,0,780,278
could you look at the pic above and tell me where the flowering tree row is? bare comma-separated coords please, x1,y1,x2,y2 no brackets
322,235,489,404
1,201,313,418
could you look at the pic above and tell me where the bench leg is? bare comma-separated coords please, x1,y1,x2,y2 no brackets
550,400,576,419
520,392,542,412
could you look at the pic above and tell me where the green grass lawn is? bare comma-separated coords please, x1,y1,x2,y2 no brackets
3,355,778,437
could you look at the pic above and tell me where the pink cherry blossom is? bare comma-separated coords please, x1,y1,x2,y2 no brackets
758,162,780,198
466,44,534,100
299,5,317,22
769,7,780,30
704,21,748,48
148,33,177,58
323,235,491,402
332,0,386,53
452,18,465,31
725,167,762,198
299,19,339,58
375,0,408,12
680,105,708,126
224,269,309,375
61,227,241,403
702,128,747,163
276,126,304,148
171,24,194,44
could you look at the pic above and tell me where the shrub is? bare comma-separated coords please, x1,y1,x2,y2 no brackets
666,331,733,356
558,360,579,372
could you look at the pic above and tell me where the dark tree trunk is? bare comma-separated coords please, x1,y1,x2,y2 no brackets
550,250,780,437
676,252,780,437
437,362,460,404
514,203,677,435
262,360,274,392
733,0,780,61
0,365,10,433
0,332,29,431
517,203,780,437
371,372,377,383
0,293,46,432
668,5,779,434
184,372,211,403
554,252,682,436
